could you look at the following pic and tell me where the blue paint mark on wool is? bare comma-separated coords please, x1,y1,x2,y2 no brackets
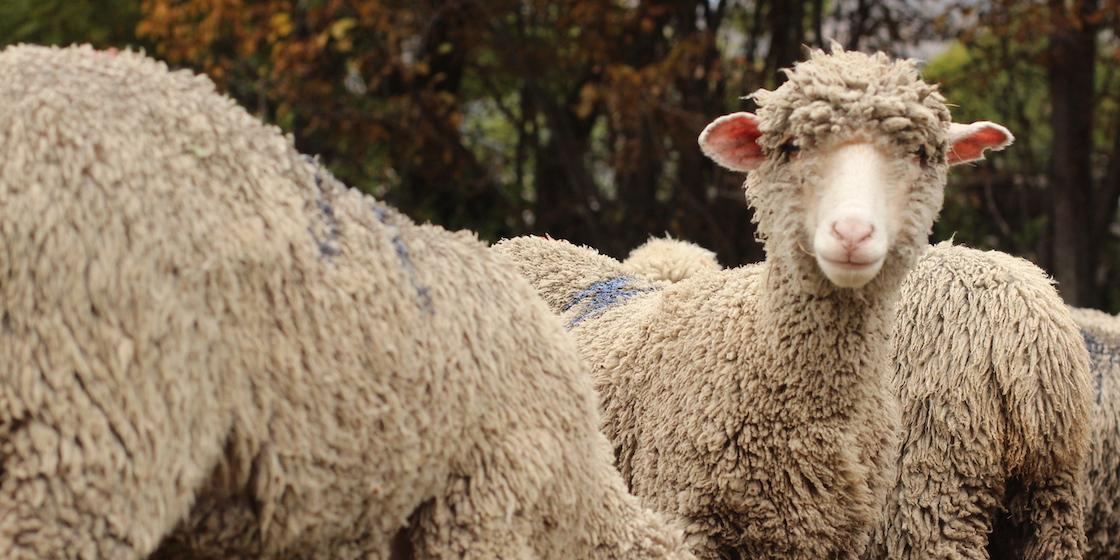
308,199,342,258
1083,329,1112,404
563,277,655,329
372,203,434,315
304,156,342,258
300,156,432,314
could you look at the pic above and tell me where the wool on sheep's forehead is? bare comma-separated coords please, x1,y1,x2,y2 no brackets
752,48,953,155
736,47,954,294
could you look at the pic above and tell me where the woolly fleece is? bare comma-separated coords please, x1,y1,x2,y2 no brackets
619,237,1094,559
493,232,899,560
621,236,721,283
1066,306,1120,560
0,44,695,560
875,242,1092,560
494,46,962,560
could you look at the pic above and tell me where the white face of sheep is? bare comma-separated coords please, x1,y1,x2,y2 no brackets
699,113,1014,289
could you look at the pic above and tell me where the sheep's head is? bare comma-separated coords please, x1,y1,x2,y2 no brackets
699,47,1012,289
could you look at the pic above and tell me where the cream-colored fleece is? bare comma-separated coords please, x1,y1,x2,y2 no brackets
619,236,1095,560
1067,306,1120,560
877,242,1091,560
494,46,961,560
0,44,695,560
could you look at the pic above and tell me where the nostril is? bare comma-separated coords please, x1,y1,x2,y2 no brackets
832,218,875,248
859,224,875,243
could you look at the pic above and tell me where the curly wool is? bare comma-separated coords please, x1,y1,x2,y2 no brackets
744,47,950,303
495,47,960,560
748,48,949,286
619,237,1094,560
1066,306,1120,560
753,49,950,155
0,44,694,560
621,236,721,284
873,242,1092,560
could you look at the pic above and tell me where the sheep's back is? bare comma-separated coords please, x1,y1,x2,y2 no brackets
0,44,626,559
575,262,897,558
0,43,303,556
492,235,665,315
1067,305,1120,560
884,242,1092,560
621,236,722,283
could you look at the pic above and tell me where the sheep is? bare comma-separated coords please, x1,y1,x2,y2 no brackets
493,46,1014,559
1066,306,1120,560
621,236,1095,560
621,236,721,283
621,234,1094,560
0,44,696,560
876,242,1093,560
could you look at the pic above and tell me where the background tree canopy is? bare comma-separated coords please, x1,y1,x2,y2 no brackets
5,0,1120,311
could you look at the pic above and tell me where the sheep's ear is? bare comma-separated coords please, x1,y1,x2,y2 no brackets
699,112,765,172
947,121,1014,165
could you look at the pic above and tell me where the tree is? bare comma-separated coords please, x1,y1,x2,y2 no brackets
138,0,913,267
20,0,1117,307
1046,0,1106,308
929,0,1120,309
140,0,1120,302
0,0,147,49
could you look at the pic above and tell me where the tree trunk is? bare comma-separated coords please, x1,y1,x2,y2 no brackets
767,0,806,86
1046,0,1099,307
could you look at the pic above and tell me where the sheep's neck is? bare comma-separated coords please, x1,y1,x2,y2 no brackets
755,250,901,391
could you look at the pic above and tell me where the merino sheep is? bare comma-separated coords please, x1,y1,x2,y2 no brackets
621,236,721,283
1066,306,1120,560
621,234,1094,560
621,236,1094,560
494,46,1013,559
0,44,696,560
878,243,1092,560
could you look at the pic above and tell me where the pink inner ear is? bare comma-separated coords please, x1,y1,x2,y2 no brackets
699,112,765,172
948,122,1014,165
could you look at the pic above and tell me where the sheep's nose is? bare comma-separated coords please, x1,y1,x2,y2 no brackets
831,217,875,251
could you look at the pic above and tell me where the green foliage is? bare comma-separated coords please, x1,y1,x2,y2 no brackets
8,0,1120,305
926,37,1051,174
0,0,146,49
923,34,1052,257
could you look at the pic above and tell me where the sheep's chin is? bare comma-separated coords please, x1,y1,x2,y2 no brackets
817,256,885,289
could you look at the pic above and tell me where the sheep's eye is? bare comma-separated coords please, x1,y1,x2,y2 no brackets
779,140,801,158
912,145,929,165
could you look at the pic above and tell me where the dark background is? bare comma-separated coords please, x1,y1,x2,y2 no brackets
5,0,1120,310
